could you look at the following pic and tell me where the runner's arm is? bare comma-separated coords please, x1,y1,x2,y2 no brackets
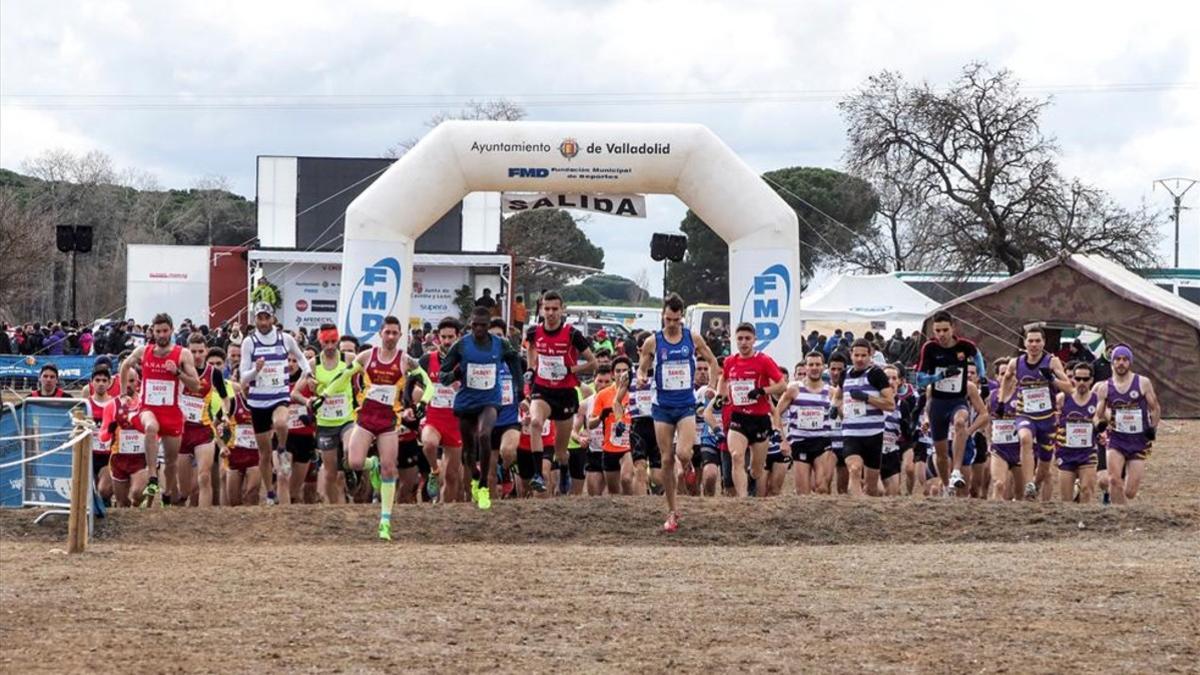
692,331,721,384
438,341,464,385
210,369,226,400
570,328,597,377
177,348,202,391
1143,378,1161,428
1048,356,1072,394
771,384,796,431
636,335,655,385
283,334,312,377
1091,384,1108,426
238,335,258,387
117,346,144,387
965,382,990,435
997,357,1018,404
503,343,525,405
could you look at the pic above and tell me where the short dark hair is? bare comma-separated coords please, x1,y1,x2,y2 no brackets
735,322,755,335
828,352,847,366
595,364,613,376
339,335,359,348
931,311,954,325
383,315,402,327
1024,326,1045,339
319,322,337,332
663,293,684,313
1072,361,1094,377
187,332,207,345
805,350,825,362
40,364,58,375
595,348,613,359
489,318,507,331
206,347,226,361
850,338,873,352
470,307,491,323
541,291,563,305
152,312,173,327
90,367,111,381
612,355,632,371
437,317,461,333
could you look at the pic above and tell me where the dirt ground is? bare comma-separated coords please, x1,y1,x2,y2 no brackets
2,421,1198,674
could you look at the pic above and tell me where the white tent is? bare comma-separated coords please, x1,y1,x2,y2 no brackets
797,273,939,324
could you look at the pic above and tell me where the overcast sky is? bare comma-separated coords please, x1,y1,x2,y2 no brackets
2,0,1197,295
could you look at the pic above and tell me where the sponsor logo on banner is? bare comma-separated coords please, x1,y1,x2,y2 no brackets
474,140,671,156
558,138,580,159
295,299,309,312
342,257,402,343
502,192,646,218
508,168,550,178
739,263,791,352
311,299,337,313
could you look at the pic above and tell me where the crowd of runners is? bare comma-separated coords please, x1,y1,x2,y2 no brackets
24,292,1160,538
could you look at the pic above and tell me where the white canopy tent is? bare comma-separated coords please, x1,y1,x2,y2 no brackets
797,273,939,327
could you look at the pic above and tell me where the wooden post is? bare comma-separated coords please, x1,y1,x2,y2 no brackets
67,409,91,554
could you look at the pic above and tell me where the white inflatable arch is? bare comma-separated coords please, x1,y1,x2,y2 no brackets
339,120,802,367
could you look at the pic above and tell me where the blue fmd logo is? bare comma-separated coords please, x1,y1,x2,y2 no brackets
738,263,791,351
342,257,402,343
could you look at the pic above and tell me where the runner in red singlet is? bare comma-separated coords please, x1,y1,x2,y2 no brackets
178,333,226,507
118,313,201,506
418,318,464,502
87,368,116,504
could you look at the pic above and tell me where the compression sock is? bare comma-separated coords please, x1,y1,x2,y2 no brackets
379,478,397,520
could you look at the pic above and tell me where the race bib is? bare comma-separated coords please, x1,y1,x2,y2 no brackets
634,388,655,416
431,385,456,409
934,368,963,394
117,429,144,455
661,362,691,391
235,426,258,448
258,362,286,389
1065,421,1093,448
1022,386,1052,414
608,423,630,448
796,406,824,430
94,437,112,453
287,404,305,430
729,379,755,407
537,355,568,382
883,430,899,454
500,377,514,406
467,363,497,390
842,393,867,419
179,394,205,423
1114,408,1144,434
144,379,176,406
589,426,605,451
367,384,398,407
318,394,349,420
991,420,1018,445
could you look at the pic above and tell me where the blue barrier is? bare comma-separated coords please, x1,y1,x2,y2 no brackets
0,398,88,508
0,354,99,392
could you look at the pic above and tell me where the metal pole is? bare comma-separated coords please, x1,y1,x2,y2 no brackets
1153,178,1197,269
70,249,77,320
662,260,668,298
1173,196,1181,269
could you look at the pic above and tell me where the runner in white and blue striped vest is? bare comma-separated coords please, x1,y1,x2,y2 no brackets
238,302,312,504
832,338,895,497
773,351,832,495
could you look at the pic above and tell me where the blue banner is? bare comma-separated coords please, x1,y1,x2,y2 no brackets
0,355,98,380
0,398,85,508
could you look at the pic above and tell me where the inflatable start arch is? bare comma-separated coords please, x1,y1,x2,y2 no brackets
338,121,802,368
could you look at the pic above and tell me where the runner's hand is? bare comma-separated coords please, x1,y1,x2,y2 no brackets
163,360,178,374
943,366,960,378
848,390,870,402
1145,427,1157,441
748,387,766,401
255,357,266,372
828,404,840,420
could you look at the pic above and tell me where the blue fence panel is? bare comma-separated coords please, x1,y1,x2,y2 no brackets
18,399,86,507
0,404,22,508
0,354,99,392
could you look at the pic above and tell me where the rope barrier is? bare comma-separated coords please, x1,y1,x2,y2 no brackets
0,431,91,469
0,429,77,442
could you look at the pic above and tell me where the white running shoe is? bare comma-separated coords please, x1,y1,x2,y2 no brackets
950,469,966,489
1024,482,1038,500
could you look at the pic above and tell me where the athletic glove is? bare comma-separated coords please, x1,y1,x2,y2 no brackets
599,407,613,423
769,429,782,445
848,390,870,402
524,370,534,385
748,387,766,401
614,421,627,437
308,396,324,414
827,404,840,420
298,414,315,427
1095,420,1108,435
979,382,990,400
1145,427,1156,441
1039,367,1055,381
942,366,960,379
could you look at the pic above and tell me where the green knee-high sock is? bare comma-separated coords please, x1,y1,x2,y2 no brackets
380,478,396,520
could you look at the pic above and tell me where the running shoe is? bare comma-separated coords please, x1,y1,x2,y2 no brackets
426,471,441,500
1102,490,1111,506
378,519,391,541
949,469,966,489
662,512,679,533
684,463,697,487
365,456,381,493
470,479,480,504
1072,479,1081,503
530,475,547,493
1024,481,1038,500
477,487,492,510
142,480,161,500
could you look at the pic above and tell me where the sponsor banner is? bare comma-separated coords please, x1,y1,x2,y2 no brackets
337,238,412,345
412,266,468,326
501,192,646,218
0,355,97,380
730,247,801,370
266,262,342,330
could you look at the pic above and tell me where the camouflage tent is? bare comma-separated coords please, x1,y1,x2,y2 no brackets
923,254,1200,418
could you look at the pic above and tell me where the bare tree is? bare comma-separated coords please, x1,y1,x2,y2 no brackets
0,190,54,321
1037,179,1163,267
385,98,527,157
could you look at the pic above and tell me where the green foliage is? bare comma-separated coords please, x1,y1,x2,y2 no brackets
559,284,605,304
453,285,475,321
500,209,605,297
579,274,650,303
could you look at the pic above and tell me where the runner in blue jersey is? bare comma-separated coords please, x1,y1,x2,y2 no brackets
635,294,721,533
